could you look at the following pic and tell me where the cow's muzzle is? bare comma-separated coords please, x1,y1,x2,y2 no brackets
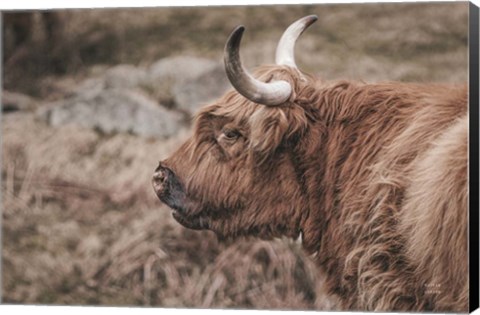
152,164,169,194
152,163,186,212
152,163,209,230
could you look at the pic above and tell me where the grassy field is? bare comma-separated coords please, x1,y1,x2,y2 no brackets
2,2,469,309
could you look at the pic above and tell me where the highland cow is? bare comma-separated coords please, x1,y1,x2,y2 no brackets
152,16,468,312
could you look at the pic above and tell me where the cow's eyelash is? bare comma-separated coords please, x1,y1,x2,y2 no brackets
222,129,241,140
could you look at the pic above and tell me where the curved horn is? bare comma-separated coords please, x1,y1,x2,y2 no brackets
224,26,292,106
275,15,318,68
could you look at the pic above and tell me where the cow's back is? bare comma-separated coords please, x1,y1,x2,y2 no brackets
369,83,468,311
317,82,468,311
399,113,468,311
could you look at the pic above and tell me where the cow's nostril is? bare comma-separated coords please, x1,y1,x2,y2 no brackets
153,170,166,183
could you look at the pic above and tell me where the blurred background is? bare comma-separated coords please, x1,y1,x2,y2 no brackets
2,2,468,308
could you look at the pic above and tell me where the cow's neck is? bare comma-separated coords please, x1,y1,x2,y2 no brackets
288,112,329,255
291,81,406,259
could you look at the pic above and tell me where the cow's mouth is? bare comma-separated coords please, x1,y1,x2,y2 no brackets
158,193,210,230
158,187,209,230
171,209,209,230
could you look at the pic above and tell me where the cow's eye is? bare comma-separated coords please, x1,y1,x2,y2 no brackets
222,129,241,140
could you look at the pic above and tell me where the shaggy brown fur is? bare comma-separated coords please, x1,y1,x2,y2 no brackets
157,65,468,312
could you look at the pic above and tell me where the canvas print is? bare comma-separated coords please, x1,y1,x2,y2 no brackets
1,2,476,313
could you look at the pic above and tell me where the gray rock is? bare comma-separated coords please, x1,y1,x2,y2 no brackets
2,91,36,113
73,65,147,98
172,64,230,115
148,56,218,84
73,77,106,99
147,56,230,115
104,65,147,89
37,89,184,139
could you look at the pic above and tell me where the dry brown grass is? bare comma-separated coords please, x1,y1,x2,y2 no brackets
2,2,469,309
